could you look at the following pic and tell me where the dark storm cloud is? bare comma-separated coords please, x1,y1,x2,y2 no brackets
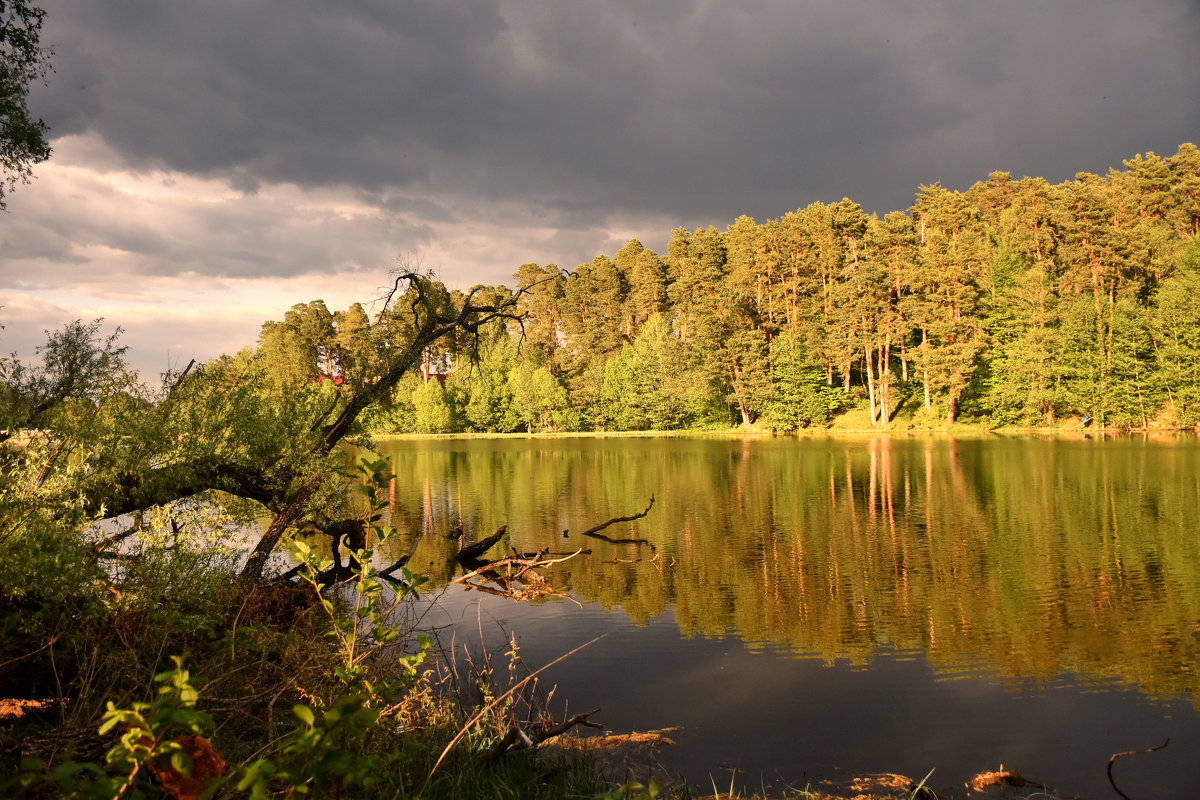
29,0,1200,236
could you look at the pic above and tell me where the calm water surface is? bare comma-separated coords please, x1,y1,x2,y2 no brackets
371,435,1200,797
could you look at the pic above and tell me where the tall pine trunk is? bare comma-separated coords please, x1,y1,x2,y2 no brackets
921,328,932,412
866,346,878,425
878,339,891,424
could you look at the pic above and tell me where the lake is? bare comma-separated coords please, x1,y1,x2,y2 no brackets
369,434,1200,797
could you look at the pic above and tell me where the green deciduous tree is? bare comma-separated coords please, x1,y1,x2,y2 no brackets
410,379,463,433
1058,292,1157,428
458,332,521,433
598,314,709,431
509,361,574,433
0,0,51,209
0,319,129,441
760,330,844,429
1149,244,1200,426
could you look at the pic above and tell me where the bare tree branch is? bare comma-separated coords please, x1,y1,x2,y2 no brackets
573,496,656,546
489,710,604,759
1108,739,1169,800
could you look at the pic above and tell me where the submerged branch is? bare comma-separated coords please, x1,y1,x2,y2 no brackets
489,709,604,760
1108,739,1169,800
378,536,423,579
573,496,656,546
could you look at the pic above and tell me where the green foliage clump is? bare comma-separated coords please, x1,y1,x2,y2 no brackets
0,0,52,209
759,332,844,430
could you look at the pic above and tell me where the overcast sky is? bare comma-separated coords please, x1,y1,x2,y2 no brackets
2,0,1198,377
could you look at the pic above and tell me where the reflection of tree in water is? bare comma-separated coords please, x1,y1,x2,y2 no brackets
373,437,1200,704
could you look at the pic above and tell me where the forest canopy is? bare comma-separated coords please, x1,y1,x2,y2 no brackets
268,143,1200,434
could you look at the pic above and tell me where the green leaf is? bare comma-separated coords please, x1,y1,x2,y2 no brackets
293,704,315,726
169,749,193,776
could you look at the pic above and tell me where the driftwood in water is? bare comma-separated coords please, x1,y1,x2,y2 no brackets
449,499,658,600
455,525,508,562
277,498,655,597
453,548,584,603
489,709,603,759
1108,739,1169,800
571,496,655,546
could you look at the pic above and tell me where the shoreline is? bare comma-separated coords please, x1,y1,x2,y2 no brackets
368,425,1199,441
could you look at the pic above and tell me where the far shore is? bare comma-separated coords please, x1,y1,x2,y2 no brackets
369,423,1199,442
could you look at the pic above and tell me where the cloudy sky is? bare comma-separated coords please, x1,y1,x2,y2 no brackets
2,0,1198,377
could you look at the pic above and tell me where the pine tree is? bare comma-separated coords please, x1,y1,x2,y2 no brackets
909,184,992,422
613,238,668,338
1167,143,1200,239
334,302,374,387
513,263,566,368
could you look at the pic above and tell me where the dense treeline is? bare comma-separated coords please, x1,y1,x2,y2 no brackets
260,143,1200,432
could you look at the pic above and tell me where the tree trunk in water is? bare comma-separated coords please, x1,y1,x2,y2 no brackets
240,472,323,584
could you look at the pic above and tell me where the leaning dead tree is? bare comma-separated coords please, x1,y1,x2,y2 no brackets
52,273,537,585
240,274,531,583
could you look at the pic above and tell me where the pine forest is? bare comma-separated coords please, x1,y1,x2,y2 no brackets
252,144,1200,433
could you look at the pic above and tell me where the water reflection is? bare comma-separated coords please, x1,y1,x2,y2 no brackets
373,435,1200,705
